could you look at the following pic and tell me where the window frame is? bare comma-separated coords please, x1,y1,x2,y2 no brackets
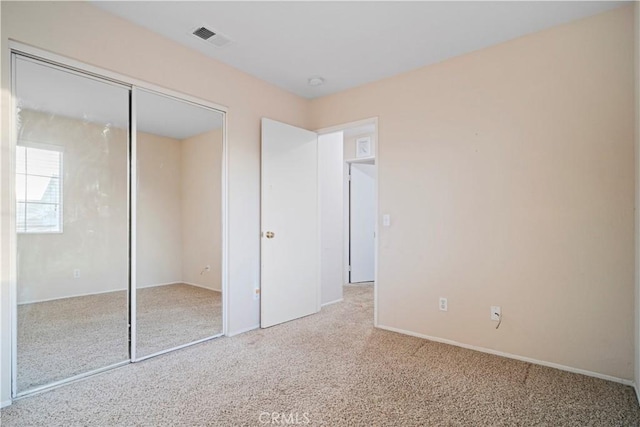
16,140,64,234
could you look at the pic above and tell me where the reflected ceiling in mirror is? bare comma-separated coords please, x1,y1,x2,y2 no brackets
136,89,223,139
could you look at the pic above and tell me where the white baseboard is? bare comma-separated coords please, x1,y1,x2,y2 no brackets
635,383,640,405
18,287,126,305
21,281,180,304
321,298,343,307
136,281,178,289
377,324,634,387
1,399,12,408
227,324,260,337
20,282,222,304
182,281,221,292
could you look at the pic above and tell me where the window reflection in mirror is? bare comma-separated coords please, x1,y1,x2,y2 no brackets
16,144,63,233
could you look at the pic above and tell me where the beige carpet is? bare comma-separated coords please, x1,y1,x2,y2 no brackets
17,291,129,393
4,284,639,426
17,283,221,393
137,283,222,358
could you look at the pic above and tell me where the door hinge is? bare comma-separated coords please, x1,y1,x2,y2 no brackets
348,174,351,181
348,265,351,272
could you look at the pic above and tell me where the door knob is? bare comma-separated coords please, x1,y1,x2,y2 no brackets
265,231,275,239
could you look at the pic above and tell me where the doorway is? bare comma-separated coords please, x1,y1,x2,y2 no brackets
339,122,377,288
259,117,378,327
317,118,378,321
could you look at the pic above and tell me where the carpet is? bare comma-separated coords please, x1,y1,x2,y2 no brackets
4,284,639,426
17,283,221,393
137,283,222,358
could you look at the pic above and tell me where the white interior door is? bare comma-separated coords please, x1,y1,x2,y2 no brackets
350,163,376,283
261,118,319,328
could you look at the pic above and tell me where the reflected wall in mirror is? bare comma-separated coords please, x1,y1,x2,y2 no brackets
135,89,223,358
15,57,130,393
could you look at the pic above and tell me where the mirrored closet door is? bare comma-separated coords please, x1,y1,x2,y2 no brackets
134,89,224,359
14,56,130,394
13,52,226,397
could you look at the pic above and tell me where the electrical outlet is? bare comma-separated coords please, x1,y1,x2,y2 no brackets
491,306,501,321
73,269,80,279
254,288,260,300
439,297,448,312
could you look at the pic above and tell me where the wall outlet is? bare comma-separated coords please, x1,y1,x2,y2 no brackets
254,288,260,300
491,306,501,321
439,297,448,312
73,269,80,279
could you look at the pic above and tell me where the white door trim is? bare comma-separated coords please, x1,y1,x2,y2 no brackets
9,52,18,401
315,117,378,135
130,86,138,362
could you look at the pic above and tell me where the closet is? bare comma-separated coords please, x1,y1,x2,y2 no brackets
12,52,226,396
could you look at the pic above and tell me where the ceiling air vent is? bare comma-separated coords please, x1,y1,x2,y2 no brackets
191,26,233,48
193,26,216,41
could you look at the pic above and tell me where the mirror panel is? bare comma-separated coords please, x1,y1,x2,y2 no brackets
135,89,223,358
15,57,130,393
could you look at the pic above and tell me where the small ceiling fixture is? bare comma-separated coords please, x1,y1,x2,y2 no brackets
193,26,216,41
308,76,325,87
191,26,233,48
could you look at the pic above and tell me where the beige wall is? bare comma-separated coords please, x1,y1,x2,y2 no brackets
181,129,223,291
139,129,223,291
312,6,636,381
137,132,183,288
1,0,310,403
16,110,128,304
138,129,223,291
16,120,216,303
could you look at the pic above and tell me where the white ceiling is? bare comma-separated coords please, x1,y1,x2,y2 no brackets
16,57,130,130
16,57,223,140
94,1,626,99
136,90,223,140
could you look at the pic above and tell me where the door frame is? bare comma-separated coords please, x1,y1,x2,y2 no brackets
315,117,379,326
6,41,230,399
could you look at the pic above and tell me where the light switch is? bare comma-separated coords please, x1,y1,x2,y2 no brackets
382,214,391,227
